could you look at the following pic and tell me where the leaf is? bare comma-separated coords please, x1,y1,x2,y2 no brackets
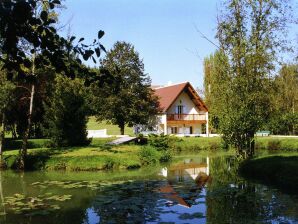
95,47,101,57
40,11,48,22
100,44,106,53
79,37,84,42
83,53,89,61
92,56,97,64
98,30,105,39
52,0,61,4
70,36,76,42
49,3,55,9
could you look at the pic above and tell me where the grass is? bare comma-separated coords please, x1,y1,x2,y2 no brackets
87,116,134,136
239,152,298,194
3,138,142,171
255,137,298,151
171,137,229,152
2,135,297,172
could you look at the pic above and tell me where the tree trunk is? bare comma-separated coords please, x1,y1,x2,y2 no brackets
0,113,5,167
18,52,36,170
120,124,125,135
18,84,35,170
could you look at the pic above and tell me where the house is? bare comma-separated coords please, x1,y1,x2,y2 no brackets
153,82,209,136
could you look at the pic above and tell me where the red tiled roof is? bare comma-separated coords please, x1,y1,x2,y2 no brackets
154,83,187,112
153,82,208,113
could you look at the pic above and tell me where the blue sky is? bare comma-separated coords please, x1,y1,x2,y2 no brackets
59,0,220,89
59,0,297,89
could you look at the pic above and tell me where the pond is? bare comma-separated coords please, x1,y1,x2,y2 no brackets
0,155,297,224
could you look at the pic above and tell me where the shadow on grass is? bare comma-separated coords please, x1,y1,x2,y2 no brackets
239,156,298,194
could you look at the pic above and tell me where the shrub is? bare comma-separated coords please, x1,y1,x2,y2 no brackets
148,134,176,150
159,151,172,163
139,146,159,165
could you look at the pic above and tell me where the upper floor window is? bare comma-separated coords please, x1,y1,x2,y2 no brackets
177,105,183,114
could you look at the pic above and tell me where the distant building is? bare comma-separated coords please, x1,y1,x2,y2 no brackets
153,82,209,136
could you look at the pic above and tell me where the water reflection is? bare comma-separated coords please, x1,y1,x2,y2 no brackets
0,155,297,224
159,157,210,209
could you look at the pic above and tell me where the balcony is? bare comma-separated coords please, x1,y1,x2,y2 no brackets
167,113,207,124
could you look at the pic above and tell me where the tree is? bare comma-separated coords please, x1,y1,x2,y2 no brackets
267,63,298,135
44,75,90,147
0,70,15,167
0,0,106,169
203,50,230,132
91,41,160,135
214,0,293,158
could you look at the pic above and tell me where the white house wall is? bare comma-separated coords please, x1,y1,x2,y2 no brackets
167,91,201,114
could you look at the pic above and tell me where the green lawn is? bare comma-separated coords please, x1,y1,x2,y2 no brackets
87,116,134,136
3,138,142,171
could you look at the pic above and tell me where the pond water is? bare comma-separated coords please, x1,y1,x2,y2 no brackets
0,155,297,224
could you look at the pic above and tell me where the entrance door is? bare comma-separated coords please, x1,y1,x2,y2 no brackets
190,126,193,134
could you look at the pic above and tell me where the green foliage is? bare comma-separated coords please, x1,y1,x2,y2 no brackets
138,146,159,165
148,134,173,150
0,70,15,113
44,75,90,147
159,150,172,163
267,64,298,135
0,1,106,79
90,41,160,135
210,0,292,158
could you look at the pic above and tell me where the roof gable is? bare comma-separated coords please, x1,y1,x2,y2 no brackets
154,82,208,113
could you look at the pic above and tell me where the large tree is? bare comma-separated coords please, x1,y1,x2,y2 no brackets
91,41,160,135
0,0,106,169
213,0,293,158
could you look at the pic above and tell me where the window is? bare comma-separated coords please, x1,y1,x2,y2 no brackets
177,105,183,114
171,127,178,134
176,105,184,119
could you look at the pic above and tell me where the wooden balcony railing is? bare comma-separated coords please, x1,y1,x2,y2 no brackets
167,114,206,121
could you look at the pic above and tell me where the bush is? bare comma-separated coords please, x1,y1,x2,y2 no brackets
139,146,159,165
148,134,176,150
159,151,172,163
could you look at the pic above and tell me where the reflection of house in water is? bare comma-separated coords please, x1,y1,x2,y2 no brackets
159,157,210,208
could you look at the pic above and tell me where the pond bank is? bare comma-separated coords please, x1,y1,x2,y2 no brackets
239,153,298,194
2,137,298,171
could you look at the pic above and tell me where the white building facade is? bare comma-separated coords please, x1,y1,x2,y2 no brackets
154,82,209,137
